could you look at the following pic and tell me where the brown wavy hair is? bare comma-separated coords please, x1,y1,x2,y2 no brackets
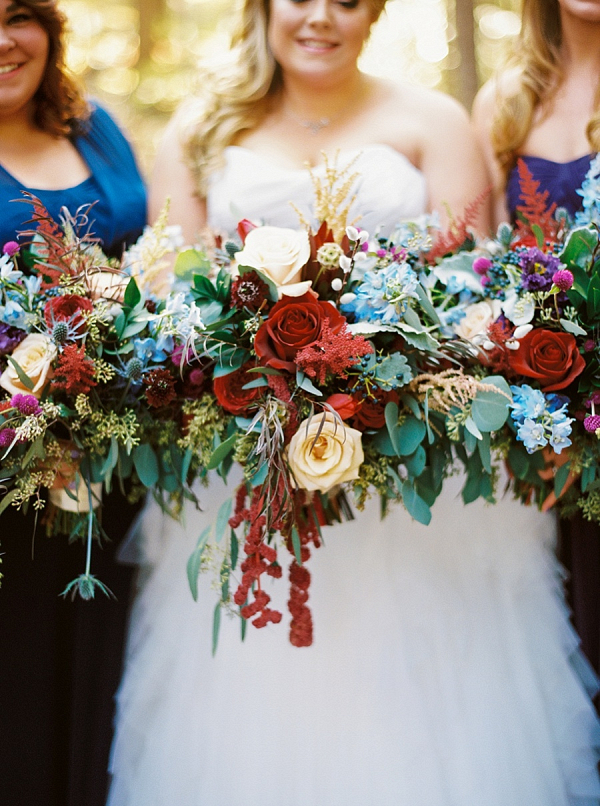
20,0,89,136
182,0,388,195
490,0,600,180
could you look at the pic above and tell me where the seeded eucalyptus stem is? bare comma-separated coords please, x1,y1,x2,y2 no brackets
85,469,94,579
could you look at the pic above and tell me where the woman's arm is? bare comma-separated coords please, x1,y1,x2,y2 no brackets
418,92,492,235
149,109,207,243
472,79,510,228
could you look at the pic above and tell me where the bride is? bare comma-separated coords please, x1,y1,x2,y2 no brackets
108,0,600,804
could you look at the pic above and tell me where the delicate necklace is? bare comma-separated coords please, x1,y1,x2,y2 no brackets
283,108,333,135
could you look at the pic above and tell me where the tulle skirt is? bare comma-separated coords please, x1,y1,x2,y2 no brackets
108,472,600,806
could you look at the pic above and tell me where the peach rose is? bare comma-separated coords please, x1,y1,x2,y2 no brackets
287,412,364,493
0,333,57,397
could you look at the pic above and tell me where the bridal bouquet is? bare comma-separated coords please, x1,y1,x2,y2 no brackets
0,196,205,599
175,167,513,647
436,157,600,521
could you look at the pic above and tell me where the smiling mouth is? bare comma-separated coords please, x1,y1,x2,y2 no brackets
298,40,338,50
0,64,21,75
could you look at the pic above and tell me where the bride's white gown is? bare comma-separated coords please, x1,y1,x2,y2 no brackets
108,146,600,806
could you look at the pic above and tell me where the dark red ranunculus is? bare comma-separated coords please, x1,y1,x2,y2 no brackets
44,294,93,333
351,390,399,432
508,328,585,391
254,291,346,372
213,363,263,415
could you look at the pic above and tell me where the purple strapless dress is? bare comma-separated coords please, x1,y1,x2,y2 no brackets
507,152,600,685
506,154,593,219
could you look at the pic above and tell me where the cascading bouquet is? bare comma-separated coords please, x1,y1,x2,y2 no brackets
428,156,600,520
174,162,514,647
0,196,207,599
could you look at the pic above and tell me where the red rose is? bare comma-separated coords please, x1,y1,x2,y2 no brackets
213,363,264,415
44,295,93,334
508,328,585,391
351,390,399,432
254,291,346,372
325,393,359,420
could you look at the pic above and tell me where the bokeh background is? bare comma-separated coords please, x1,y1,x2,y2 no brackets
61,0,521,174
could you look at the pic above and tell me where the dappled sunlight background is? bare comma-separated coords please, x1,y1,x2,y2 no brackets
61,0,521,174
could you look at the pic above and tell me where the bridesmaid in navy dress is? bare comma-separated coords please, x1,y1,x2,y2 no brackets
474,0,600,678
0,3,146,806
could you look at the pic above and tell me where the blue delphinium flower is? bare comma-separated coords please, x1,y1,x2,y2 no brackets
510,384,573,454
575,154,600,227
342,262,419,325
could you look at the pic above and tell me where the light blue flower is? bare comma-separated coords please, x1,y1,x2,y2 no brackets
23,275,42,302
0,253,22,284
0,298,27,328
575,154,600,226
510,385,547,423
342,262,419,325
548,419,573,454
517,418,548,453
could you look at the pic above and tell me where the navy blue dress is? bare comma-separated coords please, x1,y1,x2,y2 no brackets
507,153,600,685
0,104,146,806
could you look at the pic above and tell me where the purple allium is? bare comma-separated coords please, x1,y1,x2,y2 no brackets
519,248,562,292
0,427,16,447
11,393,42,416
2,241,19,257
584,415,600,433
473,257,492,276
552,269,574,291
0,322,26,357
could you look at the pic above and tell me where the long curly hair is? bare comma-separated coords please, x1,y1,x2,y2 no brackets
182,0,387,195
490,0,600,180
19,0,89,136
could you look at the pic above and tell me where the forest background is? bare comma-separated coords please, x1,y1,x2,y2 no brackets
62,0,521,173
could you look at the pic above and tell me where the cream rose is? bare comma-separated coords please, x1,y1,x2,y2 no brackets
287,412,364,493
235,226,312,298
0,333,57,398
89,270,128,303
453,300,501,343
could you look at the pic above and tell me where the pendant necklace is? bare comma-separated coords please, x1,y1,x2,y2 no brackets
284,108,334,135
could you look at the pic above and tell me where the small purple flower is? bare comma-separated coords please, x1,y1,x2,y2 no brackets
584,340,596,352
0,427,16,448
0,322,26,357
10,393,43,416
552,269,574,291
2,241,19,257
473,257,492,276
519,247,562,293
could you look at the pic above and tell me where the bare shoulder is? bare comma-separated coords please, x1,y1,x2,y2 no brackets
379,79,470,131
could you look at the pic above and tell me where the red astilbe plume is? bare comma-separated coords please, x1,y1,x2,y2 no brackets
52,344,97,395
230,485,284,630
267,373,299,440
285,494,322,648
295,322,373,385
19,194,76,289
425,187,490,264
513,159,559,247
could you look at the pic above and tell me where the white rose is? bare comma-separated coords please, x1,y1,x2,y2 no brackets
235,226,312,298
453,300,501,343
287,412,364,493
88,270,128,303
0,333,57,397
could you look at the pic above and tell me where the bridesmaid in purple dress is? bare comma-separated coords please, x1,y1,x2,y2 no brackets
473,0,600,678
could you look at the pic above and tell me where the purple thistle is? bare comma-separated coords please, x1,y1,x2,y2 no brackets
0,427,16,447
2,241,19,257
584,415,600,433
11,393,43,416
552,269,574,291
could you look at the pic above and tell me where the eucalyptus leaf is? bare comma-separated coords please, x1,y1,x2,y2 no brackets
559,318,587,337
7,357,33,390
175,248,211,281
560,225,598,269
123,277,141,310
212,602,221,656
133,442,160,487
465,415,483,440
296,370,323,397
0,488,18,516
397,417,426,456
206,433,238,470
401,481,432,525
100,437,119,480
471,377,511,433
242,377,269,390
187,525,212,601
404,444,427,479
215,497,233,543
291,526,302,565
554,461,571,499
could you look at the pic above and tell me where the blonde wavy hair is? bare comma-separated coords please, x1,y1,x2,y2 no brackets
491,0,600,181
181,0,387,196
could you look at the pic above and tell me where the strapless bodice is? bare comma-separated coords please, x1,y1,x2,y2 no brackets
506,153,593,220
206,144,428,236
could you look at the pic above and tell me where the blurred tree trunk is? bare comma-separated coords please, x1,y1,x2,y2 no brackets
453,0,478,110
134,0,167,62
